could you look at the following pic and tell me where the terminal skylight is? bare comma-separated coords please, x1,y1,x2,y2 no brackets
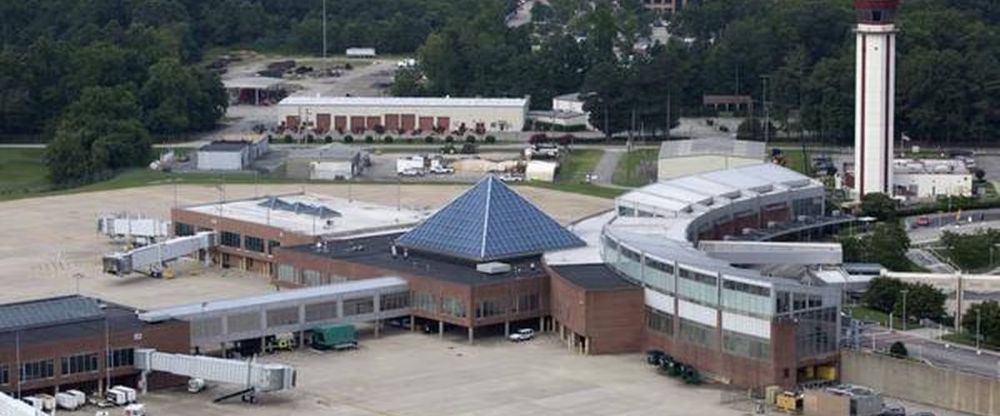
258,197,341,219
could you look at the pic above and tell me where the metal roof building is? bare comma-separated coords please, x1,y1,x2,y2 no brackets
395,175,585,262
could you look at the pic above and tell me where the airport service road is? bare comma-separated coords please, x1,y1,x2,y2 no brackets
866,326,1000,379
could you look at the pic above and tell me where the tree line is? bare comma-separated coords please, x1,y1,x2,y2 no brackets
398,0,1000,142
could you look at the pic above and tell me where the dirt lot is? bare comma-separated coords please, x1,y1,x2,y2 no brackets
0,184,611,308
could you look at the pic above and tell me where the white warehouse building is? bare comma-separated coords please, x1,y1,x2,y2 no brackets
277,96,529,133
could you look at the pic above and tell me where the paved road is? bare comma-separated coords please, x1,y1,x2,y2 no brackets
863,325,1000,379
907,248,957,273
909,218,1000,245
592,148,625,187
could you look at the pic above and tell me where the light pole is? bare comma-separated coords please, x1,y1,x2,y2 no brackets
977,307,982,354
900,289,909,331
74,272,83,295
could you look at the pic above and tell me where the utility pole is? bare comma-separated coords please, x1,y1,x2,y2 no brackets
322,0,328,59
977,307,983,354
901,289,908,331
666,89,672,140
761,75,770,145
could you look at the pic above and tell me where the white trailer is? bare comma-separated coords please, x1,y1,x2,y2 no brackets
97,214,171,246
0,391,46,416
134,349,296,404
396,156,425,174
55,391,84,410
103,231,217,277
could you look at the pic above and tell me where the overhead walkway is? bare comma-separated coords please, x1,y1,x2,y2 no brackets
0,392,44,416
139,277,410,349
135,348,295,402
699,240,843,265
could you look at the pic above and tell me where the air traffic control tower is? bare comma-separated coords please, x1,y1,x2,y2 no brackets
853,0,900,197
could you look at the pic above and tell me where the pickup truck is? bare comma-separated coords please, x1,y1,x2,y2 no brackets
508,328,535,342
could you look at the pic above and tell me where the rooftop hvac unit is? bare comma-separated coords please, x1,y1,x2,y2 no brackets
477,262,512,275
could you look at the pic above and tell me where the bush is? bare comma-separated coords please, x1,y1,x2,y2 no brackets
485,135,496,144
889,341,908,358
343,135,354,143
406,137,414,144
424,136,435,144
445,135,454,143
465,135,476,143
306,134,315,144
284,134,293,144
365,135,374,143
383,135,394,143
266,134,274,143
324,135,333,144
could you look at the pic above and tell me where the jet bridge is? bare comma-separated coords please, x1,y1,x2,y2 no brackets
0,391,45,416
97,213,171,246
134,349,295,403
103,231,217,277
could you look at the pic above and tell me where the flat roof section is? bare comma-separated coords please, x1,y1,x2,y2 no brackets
182,193,430,237
199,141,249,152
139,277,407,322
279,96,529,108
285,233,549,286
551,264,638,290
223,76,286,90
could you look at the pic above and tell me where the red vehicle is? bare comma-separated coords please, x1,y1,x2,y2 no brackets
915,216,931,227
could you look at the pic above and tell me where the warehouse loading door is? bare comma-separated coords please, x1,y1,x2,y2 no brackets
385,114,400,130
366,116,381,130
437,117,450,132
316,114,331,132
285,116,300,130
350,116,366,132
401,114,416,131
334,116,347,131
419,117,434,131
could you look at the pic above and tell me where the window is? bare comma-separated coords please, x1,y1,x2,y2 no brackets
227,312,260,333
413,292,437,312
343,297,374,316
192,317,223,339
221,231,241,248
0,365,8,385
441,297,466,318
514,293,539,313
679,268,717,286
245,236,265,253
277,264,297,283
302,269,322,286
268,240,280,255
174,222,194,236
722,280,770,297
679,318,715,347
380,292,409,311
477,298,508,318
266,306,300,327
723,331,770,360
776,291,791,313
645,257,674,274
108,348,134,368
646,306,673,335
20,360,54,381
61,353,98,375
305,302,338,322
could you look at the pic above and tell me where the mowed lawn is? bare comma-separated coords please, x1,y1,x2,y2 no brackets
0,148,50,194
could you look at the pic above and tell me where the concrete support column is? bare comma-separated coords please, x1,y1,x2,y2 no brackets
539,316,545,332
584,337,590,355
438,320,444,338
504,321,510,337
410,315,416,332
374,319,381,338
298,331,305,348
467,327,474,344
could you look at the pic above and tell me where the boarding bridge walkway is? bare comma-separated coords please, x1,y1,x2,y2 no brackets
97,213,171,245
699,240,843,265
103,231,216,277
138,277,410,349
0,392,44,416
135,349,295,398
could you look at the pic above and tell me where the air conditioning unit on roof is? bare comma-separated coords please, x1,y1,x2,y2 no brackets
477,262,511,275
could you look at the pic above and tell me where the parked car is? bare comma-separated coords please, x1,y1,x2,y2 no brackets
915,216,931,227
429,166,455,174
499,174,524,182
508,328,535,342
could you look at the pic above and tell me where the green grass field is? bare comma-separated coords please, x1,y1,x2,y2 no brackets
558,149,603,183
845,305,923,330
0,148,52,195
613,149,658,187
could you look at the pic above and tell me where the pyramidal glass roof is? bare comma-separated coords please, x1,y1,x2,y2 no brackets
395,176,585,262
